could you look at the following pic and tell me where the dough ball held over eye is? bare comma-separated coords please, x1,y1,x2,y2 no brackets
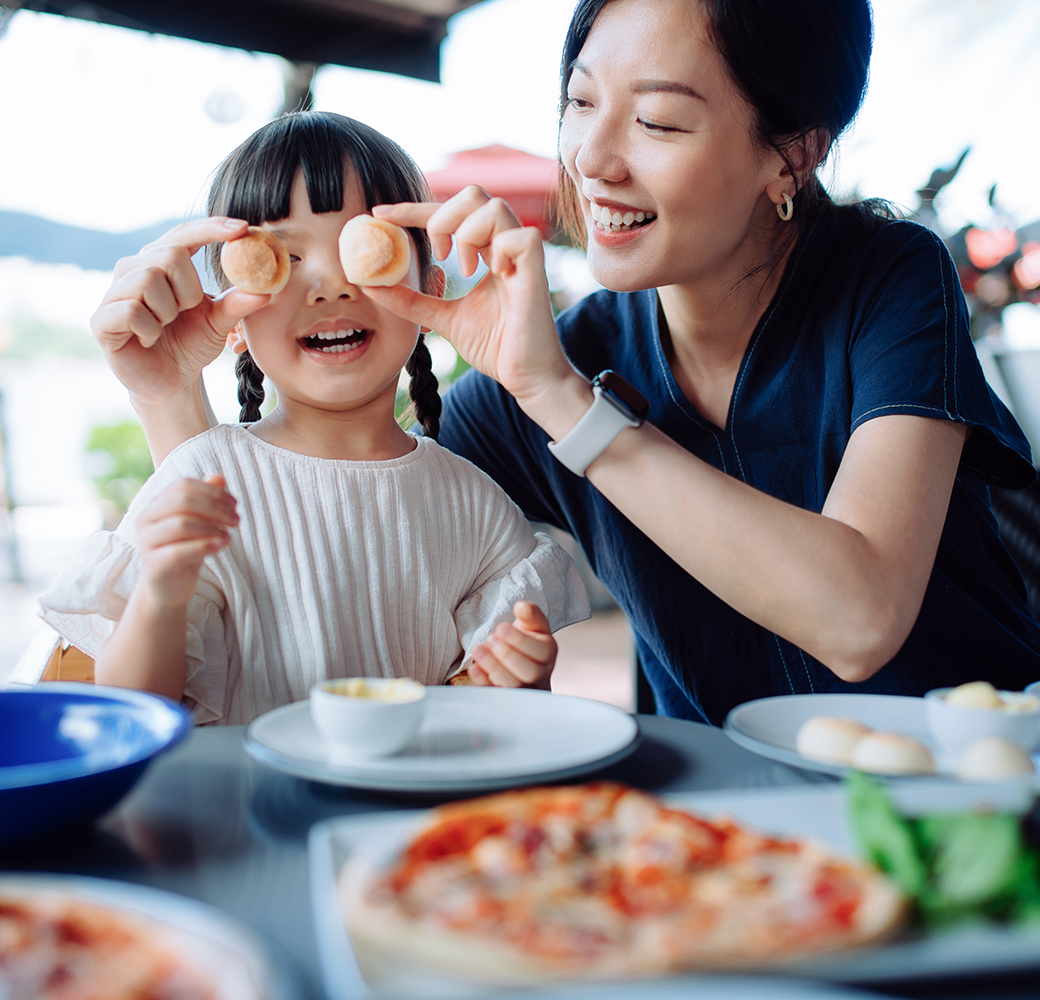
339,215,411,287
220,227,291,295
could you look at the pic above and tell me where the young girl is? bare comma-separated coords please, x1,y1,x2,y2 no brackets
38,112,589,725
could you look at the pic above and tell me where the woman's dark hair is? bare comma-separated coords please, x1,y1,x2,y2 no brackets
557,0,875,250
208,111,442,439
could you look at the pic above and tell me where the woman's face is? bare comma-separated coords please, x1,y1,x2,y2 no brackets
559,0,786,294
236,167,423,419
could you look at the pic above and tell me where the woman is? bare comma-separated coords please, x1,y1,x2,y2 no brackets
92,0,1040,724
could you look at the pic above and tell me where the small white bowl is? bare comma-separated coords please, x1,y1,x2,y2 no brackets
309,678,426,757
924,686,1040,757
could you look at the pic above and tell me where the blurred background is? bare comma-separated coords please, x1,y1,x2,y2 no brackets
1,0,1039,700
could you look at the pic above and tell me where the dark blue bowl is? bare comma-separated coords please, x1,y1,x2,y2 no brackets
0,683,193,849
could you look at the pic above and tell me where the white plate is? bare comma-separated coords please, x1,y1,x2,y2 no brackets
308,784,1040,999
0,873,293,999
244,687,640,792
723,692,1040,782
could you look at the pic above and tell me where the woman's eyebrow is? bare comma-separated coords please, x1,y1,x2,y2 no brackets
632,80,707,102
265,226,296,240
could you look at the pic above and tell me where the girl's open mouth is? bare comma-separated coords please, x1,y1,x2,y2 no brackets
301,328,369,354
590,204,656,233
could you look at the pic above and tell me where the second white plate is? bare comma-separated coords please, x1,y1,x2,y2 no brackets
724,692,1040,782
244,687,640,792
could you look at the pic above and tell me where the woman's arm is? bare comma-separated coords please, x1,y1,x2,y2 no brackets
369,193,967,683
583,411,967,682
91,217,265,465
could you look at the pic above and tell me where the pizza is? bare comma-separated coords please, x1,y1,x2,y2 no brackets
341,782,906,987
0,892,225,1000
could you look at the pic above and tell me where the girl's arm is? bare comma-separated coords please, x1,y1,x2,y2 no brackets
94,476,237,698
368,194,966,684
91,218,266,465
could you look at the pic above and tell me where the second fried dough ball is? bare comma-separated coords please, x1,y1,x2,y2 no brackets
220,227,291,295
338,216,411,287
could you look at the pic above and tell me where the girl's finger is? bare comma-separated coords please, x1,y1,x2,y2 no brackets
470,645,523,688
512,601,552,635
90,300,158,352
118,217,249,278
207,288,273,336
488,623,554,667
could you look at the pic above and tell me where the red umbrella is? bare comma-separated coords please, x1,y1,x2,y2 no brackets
424,145,560,238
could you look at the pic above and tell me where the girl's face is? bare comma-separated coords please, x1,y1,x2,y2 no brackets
235,167,423,419
559,0,787,294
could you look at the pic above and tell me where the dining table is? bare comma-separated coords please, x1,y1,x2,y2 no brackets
4,711,1039,1000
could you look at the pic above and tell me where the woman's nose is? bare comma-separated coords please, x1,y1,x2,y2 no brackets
571,112,628,185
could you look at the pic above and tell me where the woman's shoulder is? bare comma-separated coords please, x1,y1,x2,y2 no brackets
806,205,950,278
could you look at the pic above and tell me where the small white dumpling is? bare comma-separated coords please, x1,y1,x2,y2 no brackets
850,732,936,775
956,736,1036,780
795,716,873,765
945,681,1004,710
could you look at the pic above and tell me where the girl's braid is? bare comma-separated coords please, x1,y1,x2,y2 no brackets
235,350,266,423
406,333,441,440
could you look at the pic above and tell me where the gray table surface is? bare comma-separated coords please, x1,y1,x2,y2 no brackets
6,714,1039,999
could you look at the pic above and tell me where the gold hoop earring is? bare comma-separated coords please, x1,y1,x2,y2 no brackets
776,193,794,222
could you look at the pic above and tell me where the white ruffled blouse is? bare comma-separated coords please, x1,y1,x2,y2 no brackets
39,426,590,724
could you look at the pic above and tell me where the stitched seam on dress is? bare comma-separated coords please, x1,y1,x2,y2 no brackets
937,234,956,417
728,220,810,484
797,648,816,693
772,633,796,694
852,402,963,426
651,294,729,473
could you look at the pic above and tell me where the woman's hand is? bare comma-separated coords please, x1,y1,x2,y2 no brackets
136,474,238,608
368,188,585,426
469,601,557,690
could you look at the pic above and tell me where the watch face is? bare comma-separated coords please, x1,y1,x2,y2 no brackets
593,370,650,421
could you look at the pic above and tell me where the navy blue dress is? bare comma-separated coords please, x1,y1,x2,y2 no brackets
440,208,1040,725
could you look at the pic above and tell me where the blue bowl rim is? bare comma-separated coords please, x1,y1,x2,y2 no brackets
0,683,193,791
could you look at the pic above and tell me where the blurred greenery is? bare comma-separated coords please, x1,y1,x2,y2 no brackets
85,420,153,520
0,317,101,360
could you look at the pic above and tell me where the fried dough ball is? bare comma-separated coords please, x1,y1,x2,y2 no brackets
338,215,411,287
796,716,873,765
220,227,291,295
850,732,936,775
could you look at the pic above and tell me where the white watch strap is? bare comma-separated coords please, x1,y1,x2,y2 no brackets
547,387,640,477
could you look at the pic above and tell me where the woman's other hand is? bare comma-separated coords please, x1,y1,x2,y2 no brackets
136,474,238,608
367,189,585,426
469,601,557,690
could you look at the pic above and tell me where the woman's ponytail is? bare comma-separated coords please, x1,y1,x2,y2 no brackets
406,334,441,440
235,350,266,423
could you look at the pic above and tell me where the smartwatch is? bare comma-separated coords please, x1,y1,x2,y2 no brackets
547,370,650,477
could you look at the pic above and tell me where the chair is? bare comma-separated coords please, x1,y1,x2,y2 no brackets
990,475,1040,622
6,627,95,688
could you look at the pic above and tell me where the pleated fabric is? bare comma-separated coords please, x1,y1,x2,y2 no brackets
39,426,589,724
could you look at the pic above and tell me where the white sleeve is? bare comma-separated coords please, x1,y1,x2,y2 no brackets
453,493,591,669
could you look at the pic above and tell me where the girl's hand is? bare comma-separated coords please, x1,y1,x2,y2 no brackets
136,475,238,608
469,601,557,690
367,189,577,417
91,218,270,407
